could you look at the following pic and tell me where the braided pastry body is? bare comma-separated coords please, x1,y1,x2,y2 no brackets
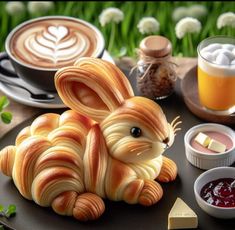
0,58,179,221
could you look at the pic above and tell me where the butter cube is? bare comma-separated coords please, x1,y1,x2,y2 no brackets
168,198,198,229
208,139,226,153
194,132,211,147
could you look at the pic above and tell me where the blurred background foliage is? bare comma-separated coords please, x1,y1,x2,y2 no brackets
0,1,234,58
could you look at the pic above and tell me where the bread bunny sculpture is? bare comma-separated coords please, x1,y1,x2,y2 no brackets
0,58,181,221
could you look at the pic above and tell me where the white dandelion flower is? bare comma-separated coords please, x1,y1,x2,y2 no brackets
99,7,124,27
5,1,25,16
217,12,235,29
175,17,201,39
27,1,54,14
188,5,208,19
172,7,188,22
137,17,160,35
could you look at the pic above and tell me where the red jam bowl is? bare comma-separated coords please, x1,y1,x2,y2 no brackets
194,167,235,219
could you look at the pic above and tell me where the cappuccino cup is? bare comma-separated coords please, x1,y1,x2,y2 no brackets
197,36,235,112
0,16,105,91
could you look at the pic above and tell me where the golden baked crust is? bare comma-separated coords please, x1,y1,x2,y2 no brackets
0,58,179,221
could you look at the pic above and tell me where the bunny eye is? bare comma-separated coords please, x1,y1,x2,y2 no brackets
130,127,142,138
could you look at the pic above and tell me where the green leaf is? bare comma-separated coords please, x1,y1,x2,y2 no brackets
5,204,16,218
1,112,12,124
0,205,4,212
0,225,4,230
0,96,9,112
121,3,133,40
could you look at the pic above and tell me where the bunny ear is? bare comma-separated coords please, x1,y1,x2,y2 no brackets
55,58,134,122
74,58,134,100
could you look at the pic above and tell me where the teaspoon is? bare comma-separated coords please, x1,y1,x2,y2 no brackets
0,78,55,102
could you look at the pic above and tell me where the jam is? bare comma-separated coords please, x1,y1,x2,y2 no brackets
200,178,235,208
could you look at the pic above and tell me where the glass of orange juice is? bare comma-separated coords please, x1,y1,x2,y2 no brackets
197,36,235,112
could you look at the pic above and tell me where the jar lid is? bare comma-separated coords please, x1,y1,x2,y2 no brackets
140,35,172,57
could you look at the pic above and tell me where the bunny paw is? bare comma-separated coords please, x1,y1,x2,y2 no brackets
156,156,177,182
138,180,163,206
73,193,105,221
53,192,105,221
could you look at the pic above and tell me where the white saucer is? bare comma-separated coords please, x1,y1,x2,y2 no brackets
0,51,114,109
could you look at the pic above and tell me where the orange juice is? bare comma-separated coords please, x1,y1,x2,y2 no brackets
198,66,235,110
197,37,235,111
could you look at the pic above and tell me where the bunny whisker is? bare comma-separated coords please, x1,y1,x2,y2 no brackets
171,116,181,127
170,116,182,135
173,121,182,130
173,128,181,135
174,128,181,133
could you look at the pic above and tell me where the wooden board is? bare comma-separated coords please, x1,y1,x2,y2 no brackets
181,65,235,125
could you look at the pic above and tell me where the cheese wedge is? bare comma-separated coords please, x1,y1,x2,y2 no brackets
168,198,198,229
194,132,210,147
208,139,226,153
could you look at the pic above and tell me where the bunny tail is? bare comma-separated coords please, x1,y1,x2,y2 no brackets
52,191,105,221
0,145,16,177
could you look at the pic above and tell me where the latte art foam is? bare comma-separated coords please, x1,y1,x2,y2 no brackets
24,25,89,65
10,18,103,69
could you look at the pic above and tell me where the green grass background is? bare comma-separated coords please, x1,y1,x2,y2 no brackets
0,1,234,58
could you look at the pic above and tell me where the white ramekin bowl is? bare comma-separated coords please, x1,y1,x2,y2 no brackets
194,166,235,219
184,123,235,170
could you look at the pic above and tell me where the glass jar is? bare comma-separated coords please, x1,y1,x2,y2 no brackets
136,35,177,100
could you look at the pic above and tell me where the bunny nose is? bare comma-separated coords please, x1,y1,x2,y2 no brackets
163,137,169,149
163,137,169,144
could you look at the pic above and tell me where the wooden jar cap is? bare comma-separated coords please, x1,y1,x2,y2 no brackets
140,35,172,57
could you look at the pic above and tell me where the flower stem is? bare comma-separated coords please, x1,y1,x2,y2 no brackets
187,33,194,57
108,22,116,54
228,27,233,37
12,15,19,28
